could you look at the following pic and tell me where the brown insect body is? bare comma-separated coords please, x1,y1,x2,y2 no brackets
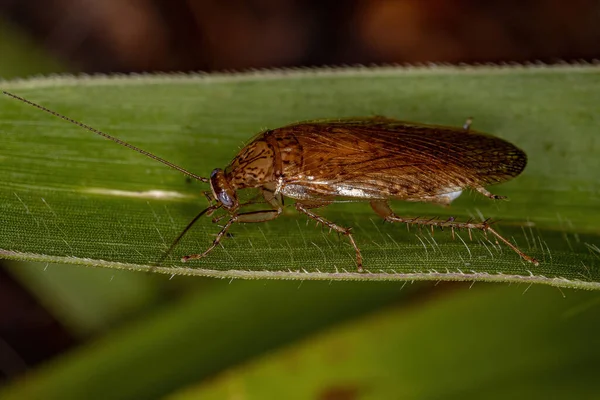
205,117,536,270
2,91,538,271
261,119,525,203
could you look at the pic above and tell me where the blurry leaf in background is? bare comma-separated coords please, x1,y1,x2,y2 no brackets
0,20,65,79
170,284,600,400
2,280,600,400
0,279,417,400
5,262,166,337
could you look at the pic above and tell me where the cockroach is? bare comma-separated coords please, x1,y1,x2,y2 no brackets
2,91,539,271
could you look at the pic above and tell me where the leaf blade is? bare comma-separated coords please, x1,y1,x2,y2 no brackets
1,66,599,287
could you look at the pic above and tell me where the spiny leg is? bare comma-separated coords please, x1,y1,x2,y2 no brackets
182,209,282,262
295,202,364,272
370,200,538,266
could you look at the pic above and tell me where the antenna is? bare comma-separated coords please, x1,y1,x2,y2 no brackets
2,90,209,183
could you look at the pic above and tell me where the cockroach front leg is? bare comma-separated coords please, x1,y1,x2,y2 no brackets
182,209,282,262
370,200,539,266
295,203,364,272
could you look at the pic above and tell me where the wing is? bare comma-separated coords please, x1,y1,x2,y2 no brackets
273,117,527,201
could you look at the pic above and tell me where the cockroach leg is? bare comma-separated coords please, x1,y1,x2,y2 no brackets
475,186,507,200
261,186,284,207
212,213,228,224
295,202,364,272
203,191,214,203
182,208,282,262
182,217,237,261
156,204,220,267
370,200,539,266
236,209,282,223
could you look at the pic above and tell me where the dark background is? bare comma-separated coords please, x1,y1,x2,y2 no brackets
3,0,600,73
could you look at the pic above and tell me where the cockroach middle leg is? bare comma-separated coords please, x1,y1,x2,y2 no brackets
182,209,282,262
295,202,364,272
475,186,507,200
370,200,539,266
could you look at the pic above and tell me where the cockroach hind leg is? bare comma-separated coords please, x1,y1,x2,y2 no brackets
475,186,507,200
347,233,364,272
369,200,538,266
484,224,540,266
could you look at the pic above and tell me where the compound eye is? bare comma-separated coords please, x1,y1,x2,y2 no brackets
218,190,233,208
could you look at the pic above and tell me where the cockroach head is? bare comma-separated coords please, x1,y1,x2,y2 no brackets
209,168,238,210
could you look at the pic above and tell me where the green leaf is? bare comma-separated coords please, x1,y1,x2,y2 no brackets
1,66,599,288
168,284,600,400
0,279,413,400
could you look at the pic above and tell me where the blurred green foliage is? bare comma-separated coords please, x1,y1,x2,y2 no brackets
0,20,65,79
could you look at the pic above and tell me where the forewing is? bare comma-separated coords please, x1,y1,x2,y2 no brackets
279,118,527,200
